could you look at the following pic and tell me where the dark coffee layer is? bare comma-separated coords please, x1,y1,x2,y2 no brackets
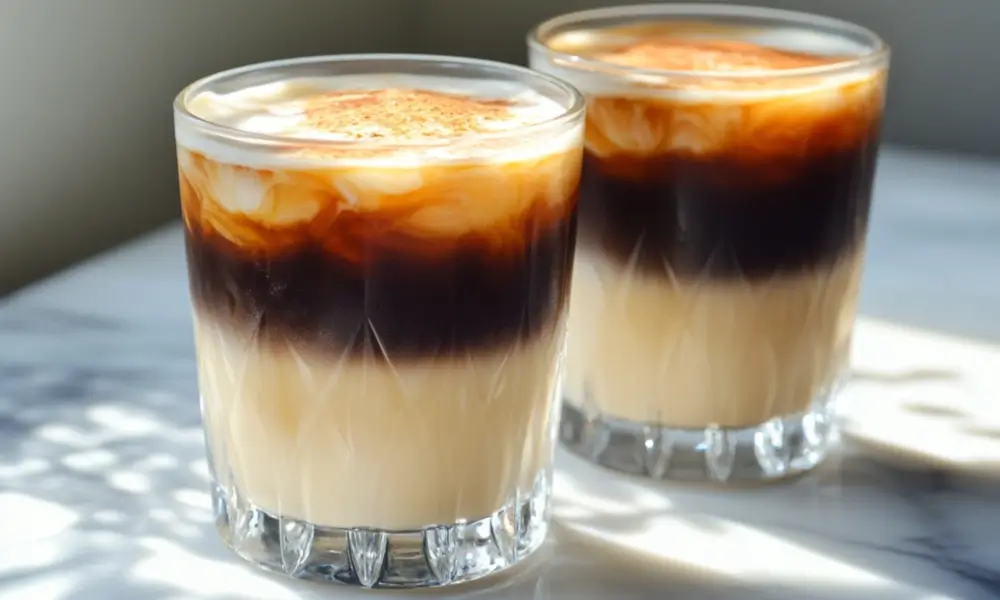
184,212,577,359
578,129,880,280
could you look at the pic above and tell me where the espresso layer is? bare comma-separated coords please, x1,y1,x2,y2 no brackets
578,134,879,279
532,21,885,280
178,81,583,359
185,211,576,358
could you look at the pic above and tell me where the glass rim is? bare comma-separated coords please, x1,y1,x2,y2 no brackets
527,3,891,81
173,53,587,149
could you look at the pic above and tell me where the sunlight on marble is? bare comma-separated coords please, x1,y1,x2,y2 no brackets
555,474,674,517
2,576,78,600
188,458,212,482
553,473,895,591
107,470,153,494
62,449,117,471
0,457,49,478
0,538,67,578
148,508,177,523
87,405,163,436
0,494,77,576
183,508,215,524
173,488,212,510
581,516,893,587
843,317,1000,474
1,493,78,541
35,424,96,448
131,538,304,599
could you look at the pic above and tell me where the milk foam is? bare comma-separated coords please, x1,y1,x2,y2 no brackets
536,26,883,104
176,74,581,169
542,64,879,105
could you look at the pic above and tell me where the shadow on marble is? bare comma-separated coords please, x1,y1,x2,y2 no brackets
839,370,1000,479
551,449,1000,600
0,308,228,600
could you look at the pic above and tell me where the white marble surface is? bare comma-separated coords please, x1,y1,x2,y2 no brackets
1,146,999,600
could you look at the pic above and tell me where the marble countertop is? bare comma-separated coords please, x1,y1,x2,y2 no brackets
2,146,999,600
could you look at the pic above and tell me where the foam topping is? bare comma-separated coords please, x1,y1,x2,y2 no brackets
545,22,870,69
185,75,566,143
176,75,583,251
595,39,840,72
540,23,883,100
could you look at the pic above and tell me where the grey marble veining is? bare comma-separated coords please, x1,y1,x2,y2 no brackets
1,146,999,600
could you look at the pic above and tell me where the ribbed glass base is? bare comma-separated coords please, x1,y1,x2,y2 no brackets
211,473,551,589
559,388,838,483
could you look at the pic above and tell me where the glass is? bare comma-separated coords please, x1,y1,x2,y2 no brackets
173,54,584,587
529,5,889,483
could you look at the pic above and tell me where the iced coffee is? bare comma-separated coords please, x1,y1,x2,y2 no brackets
174,55,584,587
529,6,889,482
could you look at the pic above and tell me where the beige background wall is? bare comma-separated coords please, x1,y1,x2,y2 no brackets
0,0,414,295
0,0,996,295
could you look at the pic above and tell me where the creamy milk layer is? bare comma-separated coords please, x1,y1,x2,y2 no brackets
179,72,581,526
564,249,863,428
196,314,564,529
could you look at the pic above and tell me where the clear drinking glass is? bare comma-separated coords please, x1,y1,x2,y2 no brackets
529,5,889,483
173,54,584,587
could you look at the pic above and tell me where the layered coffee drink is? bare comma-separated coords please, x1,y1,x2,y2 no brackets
174,56,584,587
530,7,889,482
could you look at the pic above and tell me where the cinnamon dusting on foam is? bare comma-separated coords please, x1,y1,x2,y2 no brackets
179,76,576,167
597,39,842,72
302,89,526,141
537,23,885,161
